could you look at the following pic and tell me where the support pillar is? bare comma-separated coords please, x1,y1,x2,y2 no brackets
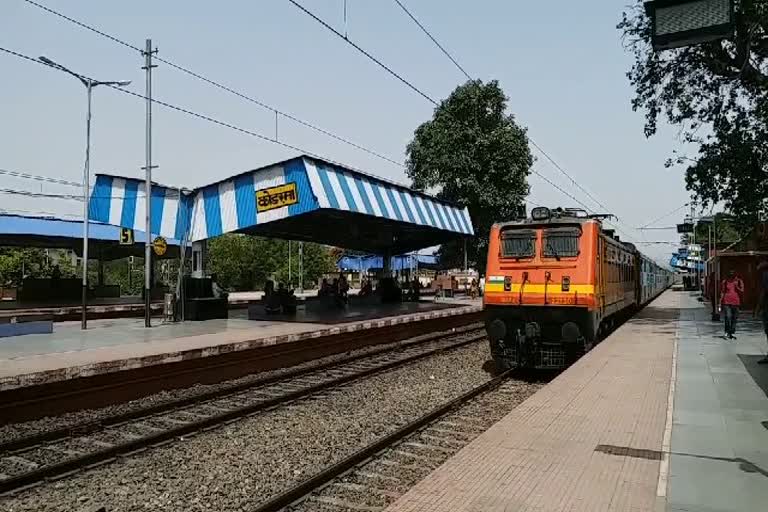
191,241,206,279
382,250,392,278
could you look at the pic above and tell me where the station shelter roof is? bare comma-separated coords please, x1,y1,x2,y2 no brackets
0,213,180,260
338,254,438,272
88,156,474,254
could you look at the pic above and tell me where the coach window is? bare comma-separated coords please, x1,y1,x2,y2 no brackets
500,229,536,259
542,227,581,259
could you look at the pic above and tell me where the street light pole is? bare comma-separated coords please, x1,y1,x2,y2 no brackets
83,80,93,329
39,56,131,329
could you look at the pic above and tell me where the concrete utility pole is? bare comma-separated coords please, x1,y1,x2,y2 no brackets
142,39,158,328
38,56,130,330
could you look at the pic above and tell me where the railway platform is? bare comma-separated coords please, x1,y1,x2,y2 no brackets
0,299,480,392
385,291,768,512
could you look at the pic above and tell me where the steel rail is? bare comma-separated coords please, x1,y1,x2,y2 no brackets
251,370,512,512
0,329,486,495
0,324,483,454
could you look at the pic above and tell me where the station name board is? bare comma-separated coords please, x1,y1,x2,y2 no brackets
256,182,298,213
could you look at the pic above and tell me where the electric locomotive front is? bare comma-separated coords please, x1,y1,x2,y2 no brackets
484,207,602,370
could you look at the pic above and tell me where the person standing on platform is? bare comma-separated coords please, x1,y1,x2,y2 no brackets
755,260,768,364
720,269,744,340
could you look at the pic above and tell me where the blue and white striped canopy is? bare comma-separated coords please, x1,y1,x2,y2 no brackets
89,175,193,241
89,156,474,244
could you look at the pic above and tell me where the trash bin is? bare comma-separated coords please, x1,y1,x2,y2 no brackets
164,293,176,322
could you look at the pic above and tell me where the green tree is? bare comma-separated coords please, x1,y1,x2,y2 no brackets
618,1,768,229
405,80,532,272
207,234,335,291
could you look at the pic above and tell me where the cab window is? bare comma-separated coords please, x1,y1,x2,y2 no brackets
500,229,536,258
542,227,581,258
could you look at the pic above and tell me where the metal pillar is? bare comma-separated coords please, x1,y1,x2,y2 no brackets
463,238,468,271
712,214,720,321
288,240,292,287
142,39,157,328
81,81,93,329
298,242,304,292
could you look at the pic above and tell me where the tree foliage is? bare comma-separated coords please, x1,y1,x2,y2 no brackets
207,234,335,291
618,1,768,229
405,80,532,272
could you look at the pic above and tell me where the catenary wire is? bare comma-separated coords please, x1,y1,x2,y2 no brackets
388,0,617,217
0,168,82,188
0,45,391,183
391,0,472,81
25,0,625,232
638,202,689,229
290,0,642,241
21,0,405,168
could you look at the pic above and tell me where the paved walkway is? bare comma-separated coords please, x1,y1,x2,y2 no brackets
668,294,768,512
385,291,768,512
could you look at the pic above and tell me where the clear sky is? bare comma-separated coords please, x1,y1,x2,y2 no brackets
0,0,691,264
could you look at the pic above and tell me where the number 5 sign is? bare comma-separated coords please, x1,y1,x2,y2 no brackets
120,228,134,245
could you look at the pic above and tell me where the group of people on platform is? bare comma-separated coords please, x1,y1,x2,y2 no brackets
263,279,297,314
318,273,350,307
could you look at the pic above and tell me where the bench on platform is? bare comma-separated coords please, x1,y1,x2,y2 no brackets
184,297,228,321
0,313,54,338
180,277,228,321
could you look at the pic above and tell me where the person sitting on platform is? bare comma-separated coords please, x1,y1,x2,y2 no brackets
359,278,373,297
210,274,229,300
278,283,297,314
264,280,281,314
411,278,421,301
335,274,349,307
338,273,349,298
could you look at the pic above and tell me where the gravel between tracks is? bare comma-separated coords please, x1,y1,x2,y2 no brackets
0,325,482,443
0,339,543,512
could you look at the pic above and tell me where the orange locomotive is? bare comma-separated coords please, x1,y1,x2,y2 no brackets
484,207,670,370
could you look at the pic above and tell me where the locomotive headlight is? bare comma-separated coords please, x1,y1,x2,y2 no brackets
562,276,570,291
531,206,550,221
504,276,512,291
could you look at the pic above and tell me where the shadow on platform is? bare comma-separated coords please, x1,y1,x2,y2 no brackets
246,299,462,325
738,354,768,401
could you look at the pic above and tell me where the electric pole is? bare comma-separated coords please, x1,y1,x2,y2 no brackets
142,39,158,328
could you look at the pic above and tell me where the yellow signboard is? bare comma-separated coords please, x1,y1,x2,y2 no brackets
153,236,167,257
256,182,298,213
119,227,134,245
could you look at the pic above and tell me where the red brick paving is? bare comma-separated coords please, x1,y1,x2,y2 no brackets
386,291,679,512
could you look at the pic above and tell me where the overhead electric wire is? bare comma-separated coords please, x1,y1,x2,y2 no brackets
21,0,405,169
19,2,661,245
391,0,472,81
0,168,82,188
387,0,614,216
291,0,642,241
638,202,689,229
1,45,413,192
286,0,439,105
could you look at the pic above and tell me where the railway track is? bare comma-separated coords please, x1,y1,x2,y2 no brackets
0,325,487,495
251,371,540,512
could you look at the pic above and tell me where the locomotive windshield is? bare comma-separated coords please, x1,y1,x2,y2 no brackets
542,227,581,258
500,229,536,258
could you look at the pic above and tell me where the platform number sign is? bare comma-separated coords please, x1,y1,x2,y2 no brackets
152,236,167,257
119,227,134,245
